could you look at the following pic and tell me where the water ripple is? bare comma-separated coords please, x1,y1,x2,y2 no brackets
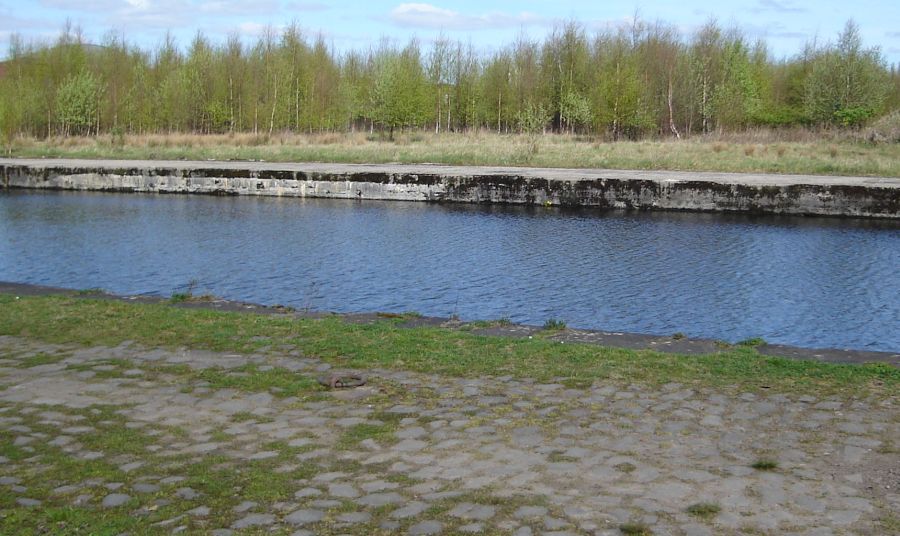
1,191,898,351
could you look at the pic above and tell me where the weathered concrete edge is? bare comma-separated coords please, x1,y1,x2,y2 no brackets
2,161,899,218
1,281,896,367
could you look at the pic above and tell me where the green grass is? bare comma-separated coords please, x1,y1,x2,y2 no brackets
560,377,594,389
9,132,900,177
74,288,106,296
0,294,897,398
0,404,162,534
1,505,144,535
336,422,397,450
686,502,722,519
195,364,320,398
230,411,272,423
66,358,133,378
620,522,653,535
543,318,567,331
547,451,579,463
880,515,900,533
459,317,514,331
614,462,637,473
169,292,191,303
0,397,327,535
751,459,779,471
13,352,67,368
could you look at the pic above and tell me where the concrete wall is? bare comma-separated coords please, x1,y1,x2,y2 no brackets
3,160,899,218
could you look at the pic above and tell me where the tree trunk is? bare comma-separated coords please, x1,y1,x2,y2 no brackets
668,76,680,139
498,90,502,134
435,94,441,134
269,72,278,136
229,76,234,132
701,74,710,134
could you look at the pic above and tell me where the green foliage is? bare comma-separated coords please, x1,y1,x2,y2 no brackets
594,37,653,139
55,70,101,136
205,100,230,133
752,105,808,128
804,21,890,127
690,21,724,134
516,102,550,135
371,42,429,139
713,38,761,129
0,96,16,153
834,107,876,128
559,89,592,133
516,102,551,155
543,22,592,132
0,18,894,139
868,109,900,142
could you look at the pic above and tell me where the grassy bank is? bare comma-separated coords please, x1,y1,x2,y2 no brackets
7,131,900,177
0,294,896,398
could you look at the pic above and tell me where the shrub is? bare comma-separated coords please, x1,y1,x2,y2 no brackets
867,110,900,143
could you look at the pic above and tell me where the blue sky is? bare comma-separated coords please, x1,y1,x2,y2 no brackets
2,0,899,63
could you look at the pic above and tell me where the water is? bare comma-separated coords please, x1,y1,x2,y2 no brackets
1,190,898,352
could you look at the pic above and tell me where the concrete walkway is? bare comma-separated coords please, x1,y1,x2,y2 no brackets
1,335,897,535
4,157,900,218
3,157,900,188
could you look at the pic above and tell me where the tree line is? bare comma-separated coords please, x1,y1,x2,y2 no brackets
0,19,897,142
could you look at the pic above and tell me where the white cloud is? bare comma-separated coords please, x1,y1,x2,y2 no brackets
0,8,64,34
750,0,806,14
234,21,269,36
35,0,279,31
283,1,328,10
199,0,278,15
741,21,809,41
38,0,124,11
39,0,274,14
584,16,643,34
389,3,546,31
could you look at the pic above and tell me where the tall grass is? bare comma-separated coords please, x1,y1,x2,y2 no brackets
7,131,900,177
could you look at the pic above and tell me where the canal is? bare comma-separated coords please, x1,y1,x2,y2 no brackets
1,190,898,352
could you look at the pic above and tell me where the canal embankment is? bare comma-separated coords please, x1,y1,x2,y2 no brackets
2,281,897,367
2,158,899,218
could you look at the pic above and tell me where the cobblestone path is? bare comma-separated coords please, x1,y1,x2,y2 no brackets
0,335,897,535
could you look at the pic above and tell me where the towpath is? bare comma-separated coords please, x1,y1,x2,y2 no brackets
3,157,900,188
1,334,897,535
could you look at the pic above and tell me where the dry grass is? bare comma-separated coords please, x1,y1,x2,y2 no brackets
6,131,900,177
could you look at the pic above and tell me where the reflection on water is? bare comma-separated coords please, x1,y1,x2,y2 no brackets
1,190,898,351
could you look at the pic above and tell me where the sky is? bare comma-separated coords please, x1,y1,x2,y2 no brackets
1,0,899,63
